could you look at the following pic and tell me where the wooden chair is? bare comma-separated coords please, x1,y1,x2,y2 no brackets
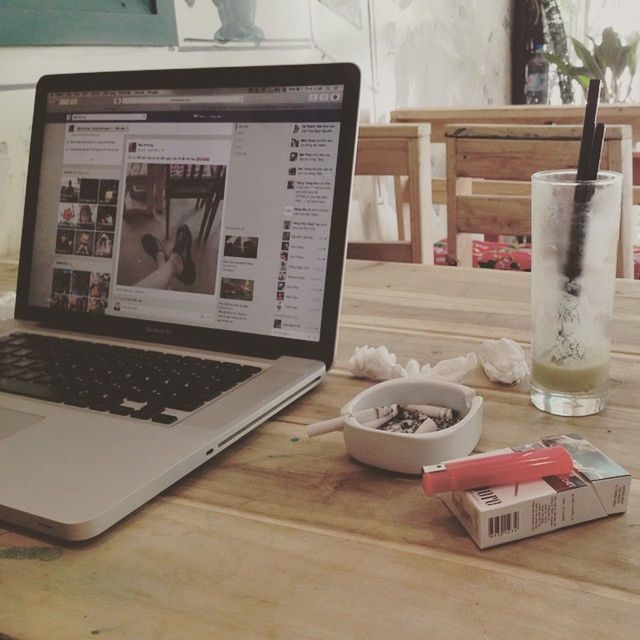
123,163,165,219
392,104,640,145
391,105,640,206
347,124,433,264
445,123,635,278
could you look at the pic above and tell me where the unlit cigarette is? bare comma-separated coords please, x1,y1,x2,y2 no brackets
306,416,345,437
414,417,438,433
353,403,399,423
306,404,399,438
406,403,453,420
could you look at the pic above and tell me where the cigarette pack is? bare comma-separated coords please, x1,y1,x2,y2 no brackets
441,433,630,549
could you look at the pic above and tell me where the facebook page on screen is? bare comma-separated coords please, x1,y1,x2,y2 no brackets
27,84,344,342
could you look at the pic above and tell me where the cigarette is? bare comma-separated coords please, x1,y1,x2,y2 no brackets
306,416,345,438
414,417,438,433
406,403,453,420
306,404,399,437
360,412,397,430
352,403,399,423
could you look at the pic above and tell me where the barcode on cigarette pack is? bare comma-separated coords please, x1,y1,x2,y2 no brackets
488,512,520,537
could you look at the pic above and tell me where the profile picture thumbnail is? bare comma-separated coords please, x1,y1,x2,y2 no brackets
220,278,254,302
55,229,74,255
74,231,94,256
60,177,80,202
79,179,99,203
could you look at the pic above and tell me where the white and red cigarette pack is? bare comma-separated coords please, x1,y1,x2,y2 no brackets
441,433,630,549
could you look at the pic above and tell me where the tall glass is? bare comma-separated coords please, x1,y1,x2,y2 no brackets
530,170,622,416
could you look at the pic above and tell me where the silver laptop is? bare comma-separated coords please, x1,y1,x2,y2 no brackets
0,64,360,540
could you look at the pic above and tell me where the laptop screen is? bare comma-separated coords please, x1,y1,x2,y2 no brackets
25,77,349,344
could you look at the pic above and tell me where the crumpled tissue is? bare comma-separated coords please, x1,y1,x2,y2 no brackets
477,337,530,385
348,338,529,386
0,291,15,321
348,345,478,384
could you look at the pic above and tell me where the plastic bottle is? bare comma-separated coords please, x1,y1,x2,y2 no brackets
524,44,549,105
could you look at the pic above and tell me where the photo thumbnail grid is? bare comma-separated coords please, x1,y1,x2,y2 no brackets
50,268,111,314
57,177,118,259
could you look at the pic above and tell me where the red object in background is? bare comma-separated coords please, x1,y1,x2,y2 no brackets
435,237,639,279
433,239,532,271
432,152,639,279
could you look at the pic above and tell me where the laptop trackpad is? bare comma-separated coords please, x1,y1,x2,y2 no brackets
0,408,46,441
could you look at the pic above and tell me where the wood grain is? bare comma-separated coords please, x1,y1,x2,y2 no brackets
352,124,433,264
391,103,640,145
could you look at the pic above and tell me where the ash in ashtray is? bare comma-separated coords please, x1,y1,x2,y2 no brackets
373,404,459,434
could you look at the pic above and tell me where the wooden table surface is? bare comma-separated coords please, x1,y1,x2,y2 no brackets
1,261,639,639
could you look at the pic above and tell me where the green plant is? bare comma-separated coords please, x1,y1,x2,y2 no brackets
546,26,639,102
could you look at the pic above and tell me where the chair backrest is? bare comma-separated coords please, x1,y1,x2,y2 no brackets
348,123,433,264
392,104,640,146
393,105,640,207
444,123,635,278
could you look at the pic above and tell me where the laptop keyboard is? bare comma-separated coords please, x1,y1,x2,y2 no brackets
0,333,262,424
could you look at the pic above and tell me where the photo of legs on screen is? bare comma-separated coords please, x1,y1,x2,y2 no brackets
116,162,227,294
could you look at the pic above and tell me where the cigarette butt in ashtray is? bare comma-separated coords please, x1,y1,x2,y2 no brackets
306,403,399,437
406,404,453,420
414,417,438,433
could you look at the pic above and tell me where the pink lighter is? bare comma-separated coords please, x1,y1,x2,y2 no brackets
421,446,573,495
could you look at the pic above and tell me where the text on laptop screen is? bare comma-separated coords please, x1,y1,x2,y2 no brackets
27,84,345,342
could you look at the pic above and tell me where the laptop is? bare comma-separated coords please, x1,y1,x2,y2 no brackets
0,63,360,540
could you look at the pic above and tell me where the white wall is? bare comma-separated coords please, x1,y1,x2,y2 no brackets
352,0,513,242
0,0,512,257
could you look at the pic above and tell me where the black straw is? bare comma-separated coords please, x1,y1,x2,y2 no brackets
563,79,602,291
576,80,601,181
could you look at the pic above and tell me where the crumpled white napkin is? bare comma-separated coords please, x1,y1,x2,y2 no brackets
347,345,477,383
477,337,530,385
0,291,15,321
348,338,529,385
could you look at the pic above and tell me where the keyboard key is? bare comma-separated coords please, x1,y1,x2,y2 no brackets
130,409,154,420
3,366,25,378
109,405,133,416
240,365,262,376
0,376,64,402
64,398,90,408
152,414,178,425
88,403,110,412
13,358,38,368
11,348,36,357
165,398,204,412
16,370,40,382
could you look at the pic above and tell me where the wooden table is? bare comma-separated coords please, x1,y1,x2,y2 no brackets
1,261,639,639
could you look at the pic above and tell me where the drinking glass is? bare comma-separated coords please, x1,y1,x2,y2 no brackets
530,170,622,416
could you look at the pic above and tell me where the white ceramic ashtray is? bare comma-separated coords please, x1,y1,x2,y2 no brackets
308,377,483,474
